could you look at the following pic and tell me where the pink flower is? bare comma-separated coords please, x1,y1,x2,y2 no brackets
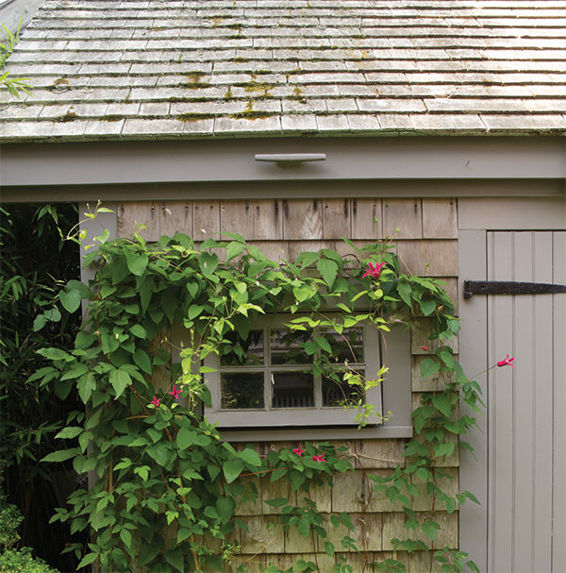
168,385,181,399
292,446,305,457
312,454,326,463
150,395,161,407
362,261,387,280
497,354,515,368
418,345,429,351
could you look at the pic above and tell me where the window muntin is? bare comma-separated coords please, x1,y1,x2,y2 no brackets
205,317,382,428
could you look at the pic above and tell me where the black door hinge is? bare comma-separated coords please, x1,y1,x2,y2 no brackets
463,280,566,299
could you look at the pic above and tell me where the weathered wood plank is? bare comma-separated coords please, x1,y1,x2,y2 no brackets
249,240,290,262
383,199,422,239
117,201,159,241
332,470,364,513
287,240,334,261
412,356,450,392
422,198,457,239
397,239,458,277
221,200,254,239
382,512,457,550
236,516,284,554
192,200,220,240
364,470,400,513
252,200,283,240
323,199,351,239
355,439,406,469
282,199,323,240
351,198,382,240
160,200,192,237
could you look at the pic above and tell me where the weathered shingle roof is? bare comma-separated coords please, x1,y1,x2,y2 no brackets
2,0,566,141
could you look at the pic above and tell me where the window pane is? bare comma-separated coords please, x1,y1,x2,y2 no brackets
220,330,264,366
271,372,314,408
221,373,264,409
323,327,364,363
270,329,312,365
322,371,365,407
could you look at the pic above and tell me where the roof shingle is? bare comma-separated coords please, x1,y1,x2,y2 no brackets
2,0,566,141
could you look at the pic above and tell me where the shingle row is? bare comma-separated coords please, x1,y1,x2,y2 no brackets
1,0,565,141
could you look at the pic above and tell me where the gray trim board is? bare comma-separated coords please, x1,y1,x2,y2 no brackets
1,136,565,189
2,179,565,204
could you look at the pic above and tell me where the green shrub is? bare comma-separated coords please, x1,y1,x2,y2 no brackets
0,548,58,573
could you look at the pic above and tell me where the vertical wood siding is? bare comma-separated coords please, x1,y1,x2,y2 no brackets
116,198,459,570
487,231,565,573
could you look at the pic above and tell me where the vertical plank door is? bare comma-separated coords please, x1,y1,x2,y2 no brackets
487,231,565,573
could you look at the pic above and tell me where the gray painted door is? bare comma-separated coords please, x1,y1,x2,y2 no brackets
487,231,565,573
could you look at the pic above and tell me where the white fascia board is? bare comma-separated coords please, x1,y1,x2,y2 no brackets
1,136,565,189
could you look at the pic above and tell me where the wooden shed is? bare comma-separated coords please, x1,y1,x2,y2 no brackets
1,1,565,571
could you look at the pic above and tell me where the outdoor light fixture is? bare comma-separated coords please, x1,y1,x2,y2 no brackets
254,153,327,166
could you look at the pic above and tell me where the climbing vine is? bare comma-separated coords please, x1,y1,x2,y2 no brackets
33,224,482,572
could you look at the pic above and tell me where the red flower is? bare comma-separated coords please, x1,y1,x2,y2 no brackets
312,454,326,463
497,354,515,368
168,385,181,399
150,395,161,407
418,345,429,351
362,261,387,280
292,446,305,457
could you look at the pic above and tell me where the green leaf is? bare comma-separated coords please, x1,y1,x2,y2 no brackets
134,466,150,482
216,496,235,523
133,348,152,374
270,468,288,481
434,441,456,458
296,251,319,268
199,252,218,276
146,444,170,467
397,280,412,308
223,458,245,483
421,520,440,541
176,427,196,450
324,541,335,557
125,251,149,276
315,336,332,353
432,393,452,417
55,426,83,439
77,553,98,569
188,304,204,320
41,448,80,463
60,363,89,381
420,358,440,378
317,258,338,289
238,447,261,467
226,241,245,262
109,368,132,398
77,373,96,404
60,288,82,313
130,324,147,339
44,306,62,322
120,529,132,549
420,299,437,316
33,314,47,332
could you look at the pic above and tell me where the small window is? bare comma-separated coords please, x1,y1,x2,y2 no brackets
204,317,382,429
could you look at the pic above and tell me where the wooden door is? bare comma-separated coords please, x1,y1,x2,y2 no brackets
486,231,565,572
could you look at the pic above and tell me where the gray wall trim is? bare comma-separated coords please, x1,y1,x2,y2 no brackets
2,180,564,204
1,136,565,189
458,229,489,573
459,197,566,231
221,425,413,443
